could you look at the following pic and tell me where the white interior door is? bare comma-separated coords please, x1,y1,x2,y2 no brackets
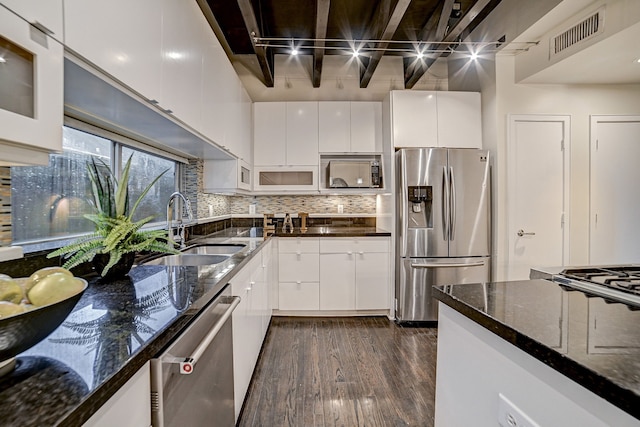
507,115,570,280
590,116,640,264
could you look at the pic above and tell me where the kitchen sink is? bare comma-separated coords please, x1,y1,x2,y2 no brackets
140,243,246,266
142,253,230,266
181,243,246,256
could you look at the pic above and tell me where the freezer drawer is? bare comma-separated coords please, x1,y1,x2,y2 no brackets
396,257,489,323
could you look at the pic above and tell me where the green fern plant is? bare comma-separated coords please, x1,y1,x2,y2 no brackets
48,155,178,277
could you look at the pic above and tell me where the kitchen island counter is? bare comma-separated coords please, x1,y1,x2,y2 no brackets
0,230,266,426
433,280,640,425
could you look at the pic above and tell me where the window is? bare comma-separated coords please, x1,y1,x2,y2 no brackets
11,126,177,244
122,146,176,223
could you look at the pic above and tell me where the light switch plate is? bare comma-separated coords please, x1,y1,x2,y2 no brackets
498,393,540,427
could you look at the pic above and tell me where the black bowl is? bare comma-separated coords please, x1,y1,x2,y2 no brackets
0,279,88,362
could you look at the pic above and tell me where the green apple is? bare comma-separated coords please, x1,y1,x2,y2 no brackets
27,273,84,307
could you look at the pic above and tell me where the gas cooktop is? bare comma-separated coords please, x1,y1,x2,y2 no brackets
552,265,640,308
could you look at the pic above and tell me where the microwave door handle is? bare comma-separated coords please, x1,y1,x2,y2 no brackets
165,296,240,374
442,166,450,241
450,166,456,241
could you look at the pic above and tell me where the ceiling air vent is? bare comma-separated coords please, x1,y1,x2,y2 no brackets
550,6,605,58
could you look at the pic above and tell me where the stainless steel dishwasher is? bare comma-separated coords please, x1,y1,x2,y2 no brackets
150,284,240,426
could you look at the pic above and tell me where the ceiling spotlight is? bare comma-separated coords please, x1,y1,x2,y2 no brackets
469,52,479,61
0,57,5,63
636,58,640,64
416,51,425,59
352,50,360,58
291,48,299,56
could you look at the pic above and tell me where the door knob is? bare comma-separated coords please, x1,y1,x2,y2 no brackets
517,229,536,237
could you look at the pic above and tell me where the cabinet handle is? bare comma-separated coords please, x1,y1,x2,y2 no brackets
296,251,301,256
296,280,301,284
347,251,353,255
168,296,240,374
31,21,54,36
358,251,364,255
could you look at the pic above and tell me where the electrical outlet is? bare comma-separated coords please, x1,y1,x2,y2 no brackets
498,394,540,427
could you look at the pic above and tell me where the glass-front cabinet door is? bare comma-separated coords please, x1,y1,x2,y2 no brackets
0,5,63,166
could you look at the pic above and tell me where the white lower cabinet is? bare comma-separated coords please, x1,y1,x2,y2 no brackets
230,240,272,422
319,252,355,310
319,237,390,311
355,252,390,309
82,362,150,427
277,237,390,313
277,238,320,311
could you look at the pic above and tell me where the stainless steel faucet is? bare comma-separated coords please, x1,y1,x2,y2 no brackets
166,192,194,249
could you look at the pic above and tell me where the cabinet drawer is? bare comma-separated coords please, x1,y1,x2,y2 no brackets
320,237,389,253
278,253,319,282
279,282,319,311
278,238,319,254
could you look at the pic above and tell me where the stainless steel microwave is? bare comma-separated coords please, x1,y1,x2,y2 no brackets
328,160,381,188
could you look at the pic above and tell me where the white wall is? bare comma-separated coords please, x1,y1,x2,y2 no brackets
491,55,640,279
448,0,640,280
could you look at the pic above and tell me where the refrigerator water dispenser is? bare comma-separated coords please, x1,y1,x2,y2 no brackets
408,185,432,228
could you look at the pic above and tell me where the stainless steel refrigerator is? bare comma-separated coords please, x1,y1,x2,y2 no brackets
396,148,490,323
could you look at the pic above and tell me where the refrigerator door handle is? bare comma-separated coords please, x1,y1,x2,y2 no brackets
410,261,486,268
442,166,450,241
449,166,456,241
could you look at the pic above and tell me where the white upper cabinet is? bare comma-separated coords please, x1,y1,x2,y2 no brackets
64,0,252,161
254,101,319,166
389,90,482,149
286,102,319,165
436,91,482,149
200,16,252,161
226,84,253,163
350,102,382,153
159,0,204,130
319,101,382,153
1,0,63,40
319,102,350,153
200,20,232,150
391,91,438,148
0,5,63,165
64,0,163,103
254,102,286,166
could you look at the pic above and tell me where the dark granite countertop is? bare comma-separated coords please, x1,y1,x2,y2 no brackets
434,279,640,420
271,226,390,237
0,230,266,427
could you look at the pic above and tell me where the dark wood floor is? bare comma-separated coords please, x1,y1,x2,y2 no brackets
238,317,438,427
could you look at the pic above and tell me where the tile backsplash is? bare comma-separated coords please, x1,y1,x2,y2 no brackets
0,168,10,246
228,194,376,215
185,160,377,219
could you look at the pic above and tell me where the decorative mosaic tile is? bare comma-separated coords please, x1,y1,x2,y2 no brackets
184,159,377,219
228,195,377,215
0,168,10,246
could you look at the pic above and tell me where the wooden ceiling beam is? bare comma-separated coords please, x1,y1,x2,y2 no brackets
313,0,331,88
237,0,274,87
405,0,492,89
404,0,454,88
360,0,412,88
